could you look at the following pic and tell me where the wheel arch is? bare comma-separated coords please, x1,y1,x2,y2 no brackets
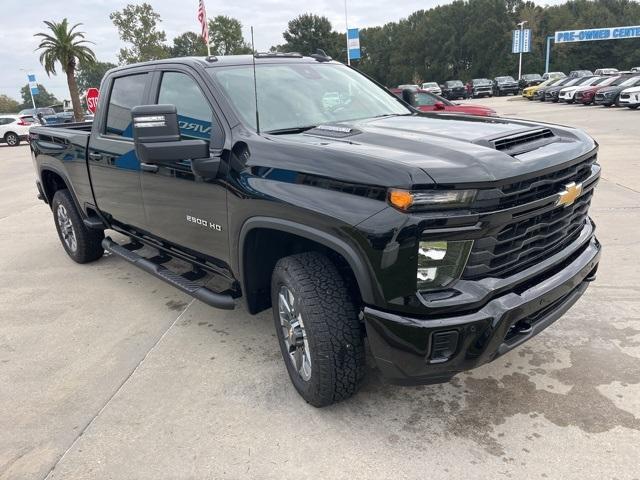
238,217,377,314
40,167,85,216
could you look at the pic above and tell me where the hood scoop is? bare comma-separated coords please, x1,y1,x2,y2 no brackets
489,128,557,155
305,124,361,139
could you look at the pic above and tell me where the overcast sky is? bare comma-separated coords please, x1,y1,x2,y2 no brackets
0,0,562,102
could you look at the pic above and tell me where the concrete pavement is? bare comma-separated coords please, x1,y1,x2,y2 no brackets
1,98,639,479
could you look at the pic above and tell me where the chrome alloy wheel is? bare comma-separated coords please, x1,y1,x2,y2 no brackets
278,285,312,381
56,204,77,252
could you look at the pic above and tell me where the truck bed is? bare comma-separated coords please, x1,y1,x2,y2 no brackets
30,123,93,209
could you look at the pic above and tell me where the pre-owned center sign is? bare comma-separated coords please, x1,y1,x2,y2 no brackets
556,25,640,43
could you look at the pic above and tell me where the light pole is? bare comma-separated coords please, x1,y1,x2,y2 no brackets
344,0,350,66
517,21,528,80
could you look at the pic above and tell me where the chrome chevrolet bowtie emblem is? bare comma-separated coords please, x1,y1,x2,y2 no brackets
556,182,583,207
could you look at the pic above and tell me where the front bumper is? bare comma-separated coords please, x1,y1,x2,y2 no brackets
364,235,601,385
594,95,616,105
473,88,492,97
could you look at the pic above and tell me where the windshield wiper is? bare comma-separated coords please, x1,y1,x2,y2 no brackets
264,126,317,135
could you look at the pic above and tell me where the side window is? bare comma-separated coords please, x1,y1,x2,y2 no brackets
158,72,214,140
105,73,147,139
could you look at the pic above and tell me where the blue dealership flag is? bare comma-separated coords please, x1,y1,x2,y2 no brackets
28,73,39,95
347,28,360,60
512,29,532,53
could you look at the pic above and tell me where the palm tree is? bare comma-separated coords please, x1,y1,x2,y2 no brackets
35,19,95,122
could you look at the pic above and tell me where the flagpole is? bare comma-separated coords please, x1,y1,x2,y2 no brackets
344,0,351,66
28,79,36,109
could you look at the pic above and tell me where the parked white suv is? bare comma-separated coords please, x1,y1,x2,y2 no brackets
618,85,640,109
559,76,604,103
421,82,442,95
0,115,33,147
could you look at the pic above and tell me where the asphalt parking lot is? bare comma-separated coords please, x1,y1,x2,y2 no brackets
1,96,639,480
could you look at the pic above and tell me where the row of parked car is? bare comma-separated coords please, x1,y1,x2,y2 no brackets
0,106,95,147
522,69,640,109
400,72,568,101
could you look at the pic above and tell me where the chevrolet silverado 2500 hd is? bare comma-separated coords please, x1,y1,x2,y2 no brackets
30,54,601,407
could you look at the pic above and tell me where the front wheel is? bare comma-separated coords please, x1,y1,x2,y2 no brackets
4,132,19,146
271,252,365,407
52,190,105,263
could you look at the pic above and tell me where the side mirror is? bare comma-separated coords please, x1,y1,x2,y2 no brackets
131,104,210,166
434,101,446,110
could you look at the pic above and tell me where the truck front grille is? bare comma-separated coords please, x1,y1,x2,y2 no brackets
464,190,593,279
463,155,597,279
474,154,596,211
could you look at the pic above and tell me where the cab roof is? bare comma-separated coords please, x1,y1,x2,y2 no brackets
109,53,339,73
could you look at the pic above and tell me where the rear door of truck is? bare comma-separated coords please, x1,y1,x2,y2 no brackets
87,68,151,230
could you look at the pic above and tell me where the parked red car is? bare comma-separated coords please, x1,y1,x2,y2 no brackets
391,88,497,116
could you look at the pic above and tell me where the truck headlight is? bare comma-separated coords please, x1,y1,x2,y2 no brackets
417,240,473,290
388,189,475,211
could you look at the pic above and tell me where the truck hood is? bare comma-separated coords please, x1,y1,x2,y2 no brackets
253,114,595,187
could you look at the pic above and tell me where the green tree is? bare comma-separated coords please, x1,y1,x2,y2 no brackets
19,84,59,109
279,14,343,58
208,16,251,55
110,3,169,64
171,31,208,57
0,94,21,114
34,18,95,121
77,60,117,91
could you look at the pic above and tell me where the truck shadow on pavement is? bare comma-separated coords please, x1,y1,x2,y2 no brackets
178,287,640,459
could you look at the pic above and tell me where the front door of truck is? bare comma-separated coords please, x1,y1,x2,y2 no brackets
88,71,150,230
140,68,230,265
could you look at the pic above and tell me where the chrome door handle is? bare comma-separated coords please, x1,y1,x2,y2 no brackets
140,162,159,173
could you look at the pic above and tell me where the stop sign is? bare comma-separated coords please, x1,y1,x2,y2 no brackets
86,88,100,114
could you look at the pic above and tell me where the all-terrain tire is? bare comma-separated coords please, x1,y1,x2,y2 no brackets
271,251,365,407
52,189,104,263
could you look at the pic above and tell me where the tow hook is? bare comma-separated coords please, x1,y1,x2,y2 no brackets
512,320,533,335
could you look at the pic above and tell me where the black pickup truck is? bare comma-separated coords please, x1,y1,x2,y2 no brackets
30,54,601,407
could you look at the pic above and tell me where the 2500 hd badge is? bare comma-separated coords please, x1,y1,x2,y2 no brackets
186,214,222,231
30,54,600,407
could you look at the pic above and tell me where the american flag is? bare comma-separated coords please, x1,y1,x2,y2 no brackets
197,0,209,46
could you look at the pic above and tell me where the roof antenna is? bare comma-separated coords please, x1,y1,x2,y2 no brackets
250,26,261,135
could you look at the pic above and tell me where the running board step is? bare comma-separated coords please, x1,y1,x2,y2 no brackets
102,237,235,310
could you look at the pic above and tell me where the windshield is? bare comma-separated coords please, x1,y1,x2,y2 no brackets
496,76,515,83
574,77,594,85
422,82,438,88
210,63,410,132
620,76,640,87
523,74,542,80
446,80,463,87
473,79,492,85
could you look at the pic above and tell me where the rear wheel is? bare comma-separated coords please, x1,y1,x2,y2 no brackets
52,190,104,263
4,132,19,146
271,252,365,407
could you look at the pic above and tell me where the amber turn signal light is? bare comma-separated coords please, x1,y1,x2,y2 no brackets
388,189,414,210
